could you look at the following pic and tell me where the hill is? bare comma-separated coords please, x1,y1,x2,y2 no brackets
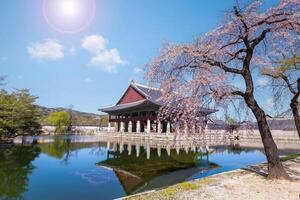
37,105,108,126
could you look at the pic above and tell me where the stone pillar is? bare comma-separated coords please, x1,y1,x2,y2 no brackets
166,145,171,156
128,143,132,155
185,146,189,154
176,146,180,155
113,143,117,151
106,141,110,150
192,145,196,152
120,122,124,132
199,146,203,153
157,146,161,157
184,123,188,136
146,143,151,159
120,142,124,153
136,144,140,157
167,122,171,135
146,119,151,134
128,121,132,133
114,122,118,132
108,122,111,132
136,120,141,133
157,121,162,134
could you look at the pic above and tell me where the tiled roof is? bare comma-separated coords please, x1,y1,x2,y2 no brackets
100,81,217,115
131,82,163,105
100,100,148,112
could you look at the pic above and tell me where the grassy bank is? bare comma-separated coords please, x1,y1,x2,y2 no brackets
124,154,300,200
280,153,300,161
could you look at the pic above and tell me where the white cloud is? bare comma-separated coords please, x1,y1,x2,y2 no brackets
28,39,64,61
82,34,127,72
90,48,126,72
81,35,108,54
257,78,269,87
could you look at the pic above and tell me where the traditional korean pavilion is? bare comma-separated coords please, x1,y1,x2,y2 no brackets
99,81,216,134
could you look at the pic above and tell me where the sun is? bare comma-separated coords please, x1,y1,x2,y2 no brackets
43,0,96,34
59,0,79,19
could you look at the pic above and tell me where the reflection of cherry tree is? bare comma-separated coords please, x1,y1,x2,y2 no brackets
147,0,299,179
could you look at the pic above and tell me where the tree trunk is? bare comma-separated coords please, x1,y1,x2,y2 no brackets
290,94,300,139
244,95,289,179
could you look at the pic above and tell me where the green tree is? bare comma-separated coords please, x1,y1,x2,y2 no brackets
99,115,109,126
0,89,41,139
48,111,70,134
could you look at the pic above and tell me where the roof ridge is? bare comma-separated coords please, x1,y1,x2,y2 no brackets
132,81,161,91
99,99,147,110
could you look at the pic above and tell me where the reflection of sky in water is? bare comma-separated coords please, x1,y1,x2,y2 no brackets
8,137,295,200
74,169,115,185
189,149,266,180
23,147,125,200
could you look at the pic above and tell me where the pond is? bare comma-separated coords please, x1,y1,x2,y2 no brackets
0,135,297,200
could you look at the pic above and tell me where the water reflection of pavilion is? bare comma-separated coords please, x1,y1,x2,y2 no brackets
98,142,217,194
105,139,217,160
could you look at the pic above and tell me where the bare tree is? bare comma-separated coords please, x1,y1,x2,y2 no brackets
147,0,300,179
262,54,300,138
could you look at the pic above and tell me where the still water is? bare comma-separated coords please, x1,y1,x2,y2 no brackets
0,135,293,200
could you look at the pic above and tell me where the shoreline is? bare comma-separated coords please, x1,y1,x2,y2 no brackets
122,156,300,200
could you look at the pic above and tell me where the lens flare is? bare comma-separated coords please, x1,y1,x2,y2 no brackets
60,0,79,18
43,0,96,34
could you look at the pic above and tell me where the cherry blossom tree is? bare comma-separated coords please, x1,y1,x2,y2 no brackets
262,53,300,138
147,0,300,179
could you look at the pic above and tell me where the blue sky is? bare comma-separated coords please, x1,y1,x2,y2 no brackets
0,0,280,114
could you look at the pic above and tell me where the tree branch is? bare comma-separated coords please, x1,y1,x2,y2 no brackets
263,70,297,95
251,28,271,48
231,90,245,97
204,58,244,75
